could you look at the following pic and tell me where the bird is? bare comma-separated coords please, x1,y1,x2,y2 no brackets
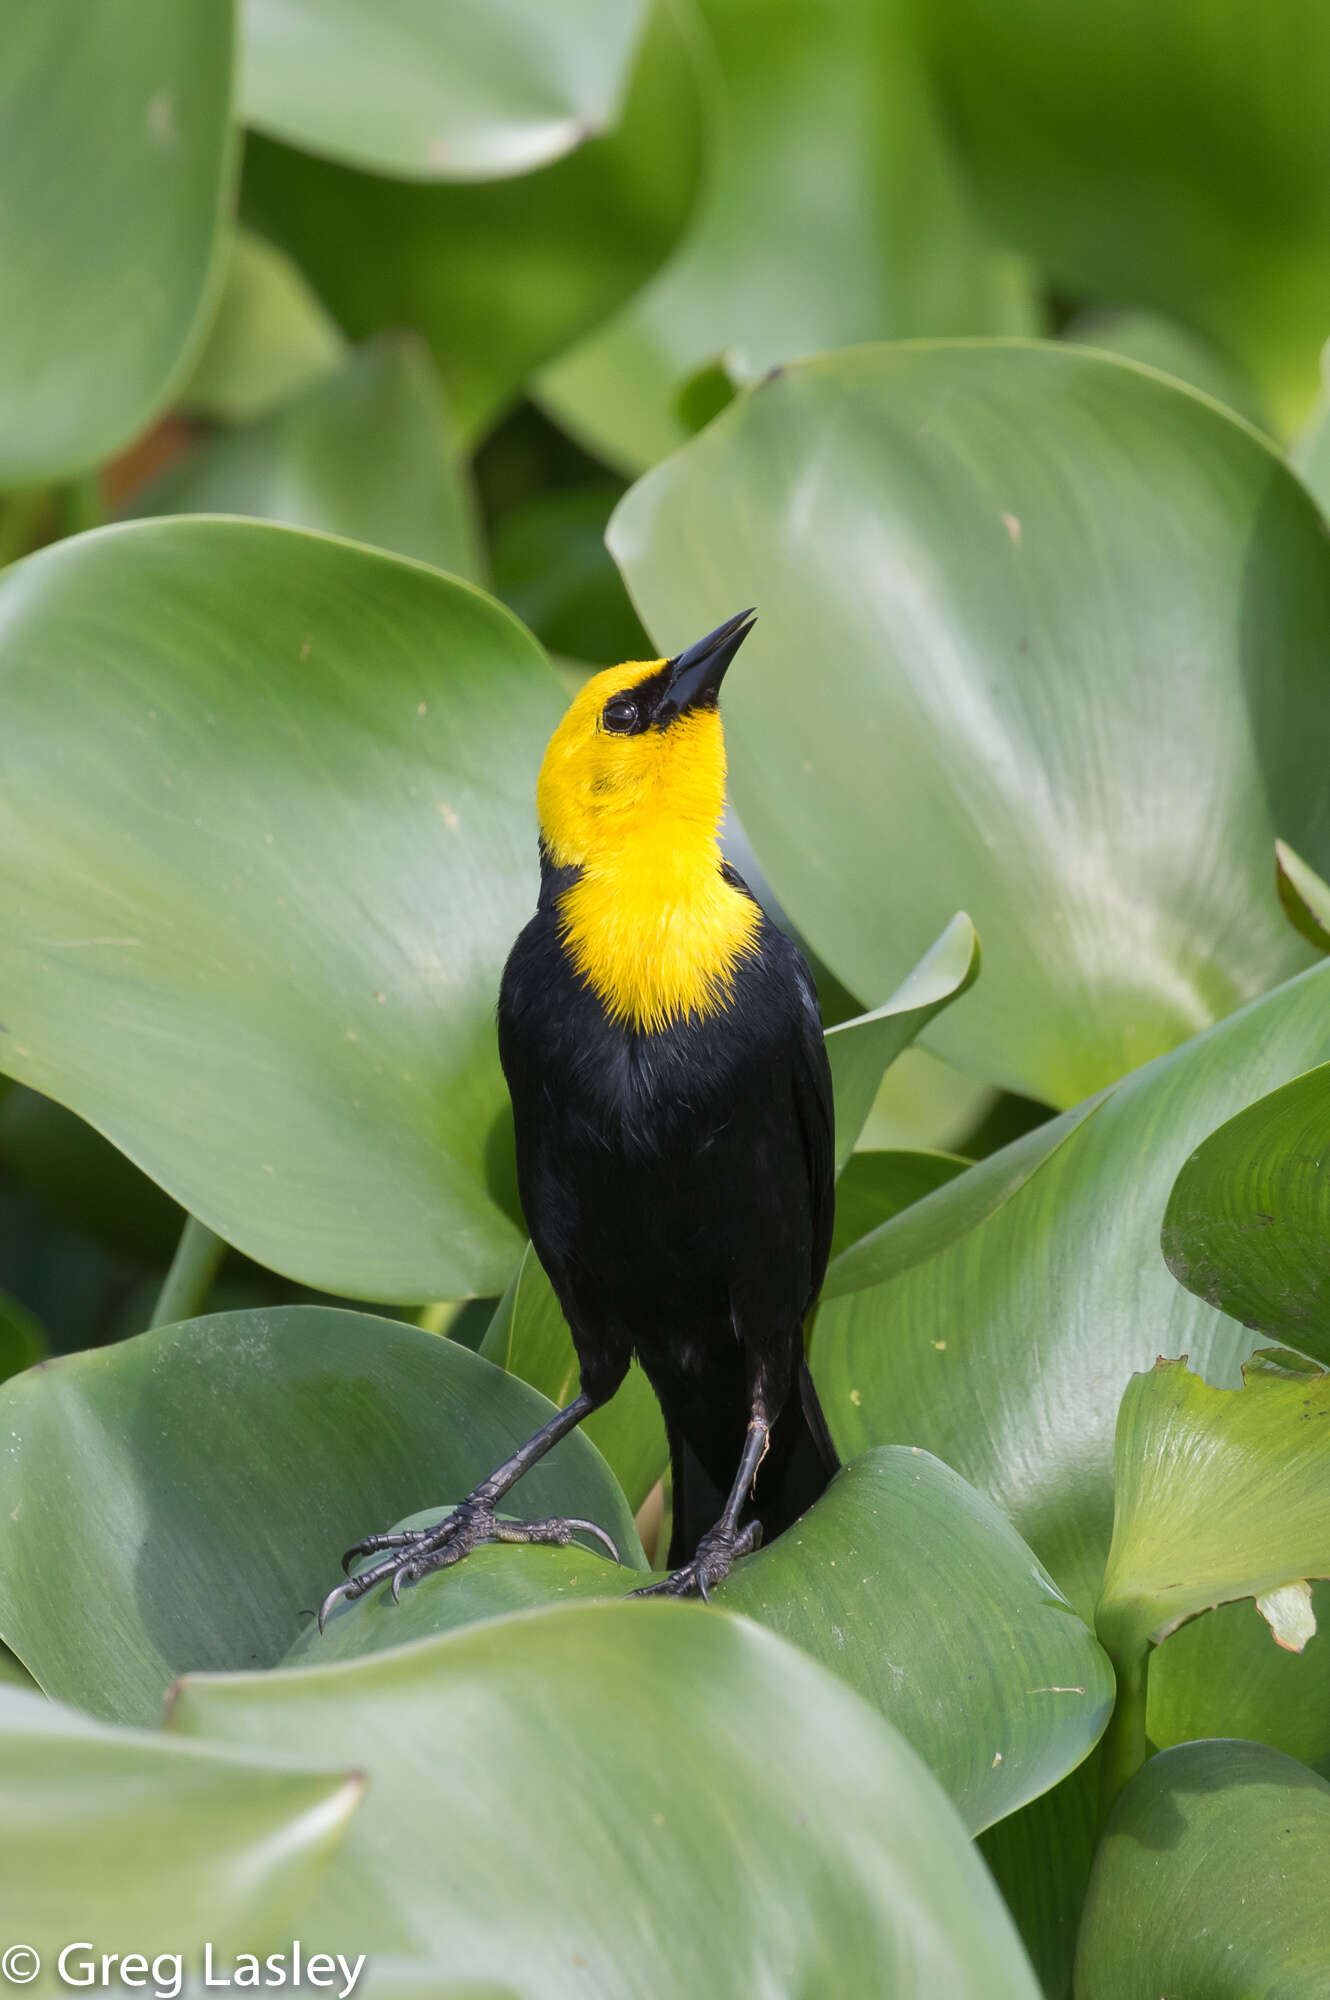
321,608,838,1621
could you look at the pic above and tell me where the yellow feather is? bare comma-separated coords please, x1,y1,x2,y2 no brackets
536,660,761,1032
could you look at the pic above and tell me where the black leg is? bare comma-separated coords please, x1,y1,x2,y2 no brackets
319,1390,618,1628
634,1412,770,1602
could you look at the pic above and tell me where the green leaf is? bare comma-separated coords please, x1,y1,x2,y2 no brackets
537,0,1036,474
1162,1062,1330,1356
0,1,235,484
825,912,980,1171
828,1148,968,1261
179,224,346,425
1277,838,1330,955
1097,1353,1330,1664
0,517,560,1300
0,1290,44,1384
1149,1584,1330,1775
1061,306,1267,427
1076,1739,1330,1998
918,2,1330,435
719,1450,1112,1832
0,1305,642,1724
823,1095,1103,1300
129,338,483,579
479,1246,667,1511
242,0,705,443
240,0,651,181
611,343,1330,1108
0,1646,36,1692
301,1450,1110,1836
489,481,648,666
169,1602,1043,1995
0,1682,362,1967
813,960,1330,1619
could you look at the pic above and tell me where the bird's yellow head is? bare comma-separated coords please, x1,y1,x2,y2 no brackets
534,610,762,1032
536,609,755,870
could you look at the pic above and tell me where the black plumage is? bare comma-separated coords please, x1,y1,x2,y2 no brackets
498,849,839,1572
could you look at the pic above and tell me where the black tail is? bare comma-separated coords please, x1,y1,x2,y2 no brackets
668,1361,840,1567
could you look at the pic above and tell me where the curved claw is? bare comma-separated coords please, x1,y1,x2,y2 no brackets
318,1580,351,1634
565,1518,620,1564
390,1565,407,1605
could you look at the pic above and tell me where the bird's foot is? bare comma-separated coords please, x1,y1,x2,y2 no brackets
317,1500,619,1630
631,1519,761,1603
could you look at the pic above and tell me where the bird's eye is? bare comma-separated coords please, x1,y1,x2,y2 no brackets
602,697,639,733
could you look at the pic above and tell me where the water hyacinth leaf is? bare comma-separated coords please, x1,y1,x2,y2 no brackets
240,0,650,181
1062,305,1267,426
170,1603,1043,1997
1277,838,1330,954
1096,1352,1330,1665
0,1291,44,1385
180,224,346,425
918,0,1330,435
1148,1584,1330,1773
303,1450,1111,1836
814,961,1330,1619
718,1449,1113,1832
1075,1740,1330,1998
0,1683,362,1966
480,1246,667,1511
823,1094,1103,1299
613,344,1330,1108
489,482,649,667
0,0,235,484
825,912,979,1171
242,0,705,442
0,517,562,1300
828,1148,968,1261
0,1647,36,1692
537,0,1035,474
1162,1062,1330,1357
130,339,484,579
0,1306,641,1724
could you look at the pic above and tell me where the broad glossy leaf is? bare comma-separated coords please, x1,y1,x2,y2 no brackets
480,1246,667,1511
612,344,1330,1106
0,1289,44,1384
825,912,979,1170
1076,1740,1330,1998
720,1450,1112,1832
180,225,346,425
1149,1585,1330,1774
1163,1063,1330,1355
1062,306,1266,426
243,0,704,442
0,1683,361,1967
1097,1353,1330,1664
828,1148,967,1261
0,1647,35,1692
978,1755,1101,2000
305,1450,1110,1834
171,1603,1042,1996
241,0,650,181
0,1306,641,1724
490,482,648,667
537,0,1036,473
0,1087,182,1265
131,339,483,579
815,960,1330,1618
918,0,1330,435
0,1,235,483
824,1095,1103,1299
0,517,560,1299
1277,839,1330,954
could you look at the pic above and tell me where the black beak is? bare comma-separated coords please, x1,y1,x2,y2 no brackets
658,608,756,721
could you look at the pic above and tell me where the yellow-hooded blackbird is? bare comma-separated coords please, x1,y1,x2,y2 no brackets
321,609,837,1619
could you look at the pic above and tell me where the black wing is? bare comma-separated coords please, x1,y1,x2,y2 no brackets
788,946,836,1309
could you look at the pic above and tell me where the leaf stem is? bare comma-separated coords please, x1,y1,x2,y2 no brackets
150,1215,227,1328
1099,1645,1149,1819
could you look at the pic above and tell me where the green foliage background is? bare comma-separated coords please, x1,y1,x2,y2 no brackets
3,4,1330,1995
